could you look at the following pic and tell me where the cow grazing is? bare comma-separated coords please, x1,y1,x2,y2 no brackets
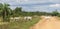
10,17,20,22
24,16,32,21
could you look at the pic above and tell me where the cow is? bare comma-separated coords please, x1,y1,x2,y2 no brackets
10,17,20,22
24,16,32,21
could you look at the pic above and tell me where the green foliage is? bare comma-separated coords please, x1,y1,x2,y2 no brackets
12,7,22,17
51,10,59,16
0,3,12,22
57,13,60,17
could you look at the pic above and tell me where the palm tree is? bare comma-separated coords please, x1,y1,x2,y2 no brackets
3,3,12,22
0,3,3,16
0,3,11,22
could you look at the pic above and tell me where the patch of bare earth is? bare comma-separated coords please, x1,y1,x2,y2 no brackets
30,16,60,29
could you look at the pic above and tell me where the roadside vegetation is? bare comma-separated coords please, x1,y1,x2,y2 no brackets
0,3,60,29
9,16,40,29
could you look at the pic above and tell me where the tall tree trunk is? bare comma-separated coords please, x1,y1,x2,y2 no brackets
3,10,7,22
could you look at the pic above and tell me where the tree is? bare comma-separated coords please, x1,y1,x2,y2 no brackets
0,3,3,16
13,7,22,17
0,3,12,22
52,10,59,16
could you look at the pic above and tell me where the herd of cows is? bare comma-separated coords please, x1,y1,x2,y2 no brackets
9,16,52,22
10,16,32,22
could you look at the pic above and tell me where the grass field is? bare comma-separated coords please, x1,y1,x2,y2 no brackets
0,16,41,29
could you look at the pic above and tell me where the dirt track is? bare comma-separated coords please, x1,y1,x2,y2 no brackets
30,16,60,29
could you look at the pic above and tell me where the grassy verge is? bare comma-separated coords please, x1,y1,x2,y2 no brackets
9,17,41,29
0,16,41,29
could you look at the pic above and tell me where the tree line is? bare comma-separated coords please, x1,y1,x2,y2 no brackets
0,3,60,22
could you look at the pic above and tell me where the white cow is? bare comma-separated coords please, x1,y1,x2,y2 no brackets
45,16,51,18
14,17,20,19
10,17,20,22
10,17,20,19
24,16,32,21
44,16,51,21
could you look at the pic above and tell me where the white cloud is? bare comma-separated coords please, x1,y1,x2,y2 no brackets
49,4,60,7
0,0,60,12
20,0,29,2
24,0,28,2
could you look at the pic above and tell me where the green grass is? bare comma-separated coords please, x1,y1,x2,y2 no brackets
9,17,41,29
0,16,41,29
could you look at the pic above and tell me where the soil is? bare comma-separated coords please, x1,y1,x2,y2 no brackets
30,16,60,29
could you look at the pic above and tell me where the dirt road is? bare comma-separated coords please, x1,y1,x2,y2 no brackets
30,16,60,29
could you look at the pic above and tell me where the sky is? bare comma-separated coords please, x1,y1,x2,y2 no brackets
0,0,60,12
